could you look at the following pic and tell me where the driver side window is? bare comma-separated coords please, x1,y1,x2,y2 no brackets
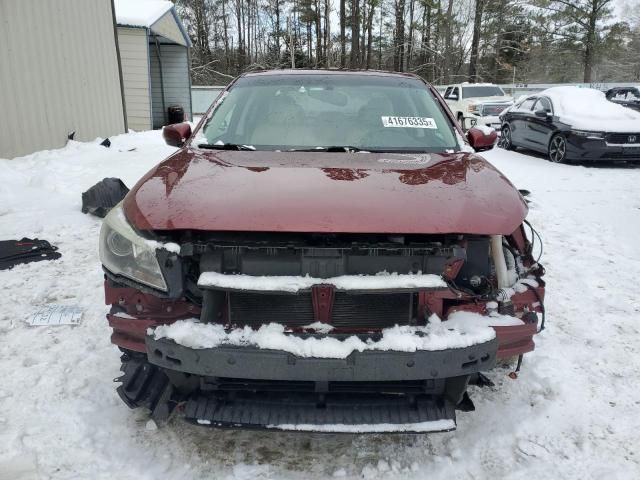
533,97,552,113
519,98,536,111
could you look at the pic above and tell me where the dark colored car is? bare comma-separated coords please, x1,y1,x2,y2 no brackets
500,86,640,163
100,70,545,433
606,86,640,112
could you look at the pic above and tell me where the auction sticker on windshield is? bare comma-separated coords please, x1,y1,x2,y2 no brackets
381,116,437,128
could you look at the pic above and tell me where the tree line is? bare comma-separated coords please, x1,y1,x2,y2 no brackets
174,0,640,86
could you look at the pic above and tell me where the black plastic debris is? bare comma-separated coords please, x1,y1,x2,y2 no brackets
100,138,111,148
68,131,76,140
81,178,129,218
0,238,61,270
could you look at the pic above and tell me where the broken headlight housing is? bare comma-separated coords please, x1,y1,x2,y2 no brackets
99,203,168,292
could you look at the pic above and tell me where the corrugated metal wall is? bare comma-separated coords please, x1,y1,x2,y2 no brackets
149,43,192,128
117,27,152,131
0,0,126,159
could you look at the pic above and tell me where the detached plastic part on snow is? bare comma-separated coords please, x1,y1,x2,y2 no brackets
81,178,129,218
0,238,61,270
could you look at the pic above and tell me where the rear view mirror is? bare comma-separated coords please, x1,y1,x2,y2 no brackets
163,123,192,147
466,127,498,152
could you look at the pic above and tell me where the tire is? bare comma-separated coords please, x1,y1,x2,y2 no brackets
549,134,568,163
501,125,514,150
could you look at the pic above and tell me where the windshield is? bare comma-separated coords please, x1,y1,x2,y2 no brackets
197,74,459,152
462,86,505,99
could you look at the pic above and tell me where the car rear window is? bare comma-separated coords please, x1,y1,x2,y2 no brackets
198,74,459,153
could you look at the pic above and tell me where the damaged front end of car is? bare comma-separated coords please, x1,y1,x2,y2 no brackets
101,204,545,434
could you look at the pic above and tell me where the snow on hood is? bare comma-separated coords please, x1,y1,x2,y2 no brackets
114,0,173,27
543,86,640,132
149,311,520,359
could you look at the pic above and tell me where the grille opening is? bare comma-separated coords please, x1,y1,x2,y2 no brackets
226,291,414,330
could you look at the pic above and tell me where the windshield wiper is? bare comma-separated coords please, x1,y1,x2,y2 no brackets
198,143,256,151
287,146,370,153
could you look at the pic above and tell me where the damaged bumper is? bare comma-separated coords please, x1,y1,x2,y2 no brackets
143,334,497,433
146,335,498,381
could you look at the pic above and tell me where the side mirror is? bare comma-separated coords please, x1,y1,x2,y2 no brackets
535,110,551,119
449,94,459,101
163,123,192,147
466,127,498,152
461,117,478,131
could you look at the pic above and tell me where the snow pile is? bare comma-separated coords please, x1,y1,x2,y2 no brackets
496,277,540,302
198,271,447,292
302,321,335,334
114,0,173,27
266,419,455,433
151,311,498,358
144,239,181,254
543,86,640,132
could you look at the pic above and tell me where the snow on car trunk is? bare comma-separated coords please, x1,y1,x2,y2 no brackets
1,132,640,478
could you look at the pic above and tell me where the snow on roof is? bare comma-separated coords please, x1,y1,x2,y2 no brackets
542,86,640,132
114,0,173,28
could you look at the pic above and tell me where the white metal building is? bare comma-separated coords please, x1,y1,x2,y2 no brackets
114,0,192,131
0,0,127,159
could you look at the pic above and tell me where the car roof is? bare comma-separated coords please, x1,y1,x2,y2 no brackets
240,69,422,80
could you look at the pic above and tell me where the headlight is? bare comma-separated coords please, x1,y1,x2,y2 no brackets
99,203,168,291
571,130,604,139
467,104,480,113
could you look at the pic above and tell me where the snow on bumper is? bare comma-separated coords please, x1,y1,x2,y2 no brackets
144,312,512,381
146,333,498,382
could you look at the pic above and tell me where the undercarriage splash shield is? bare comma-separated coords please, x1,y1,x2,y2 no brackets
184,392,457,433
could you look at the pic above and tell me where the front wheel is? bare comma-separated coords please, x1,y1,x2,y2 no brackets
549,134,568,163
500,125,514,150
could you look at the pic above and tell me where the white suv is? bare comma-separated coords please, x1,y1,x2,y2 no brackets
443,83,514,130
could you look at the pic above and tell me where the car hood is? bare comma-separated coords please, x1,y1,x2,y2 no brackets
123,149,528,235
468,96,514,104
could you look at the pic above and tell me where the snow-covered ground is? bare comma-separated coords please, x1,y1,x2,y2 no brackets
1,132,640,479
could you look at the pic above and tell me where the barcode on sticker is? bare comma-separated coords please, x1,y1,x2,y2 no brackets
381,116,437,129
